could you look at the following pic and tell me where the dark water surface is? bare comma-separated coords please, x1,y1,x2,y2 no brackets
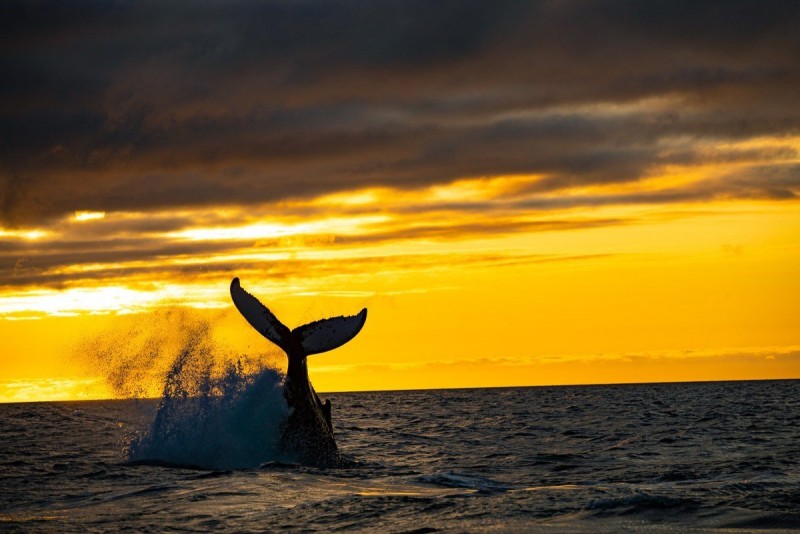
2,380,799,532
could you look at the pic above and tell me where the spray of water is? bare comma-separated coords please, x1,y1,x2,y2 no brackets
75,307,291,469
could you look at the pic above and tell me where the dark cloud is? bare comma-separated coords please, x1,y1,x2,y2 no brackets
1,0,799,226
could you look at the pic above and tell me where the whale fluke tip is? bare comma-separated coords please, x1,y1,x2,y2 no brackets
293,307,368,355
230,277,292,349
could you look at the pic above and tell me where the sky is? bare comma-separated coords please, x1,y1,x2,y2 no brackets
1,0,799,402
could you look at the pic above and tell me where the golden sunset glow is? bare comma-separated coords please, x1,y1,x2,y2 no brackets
2,6,799,402
2,167,799,402
73,211,106,222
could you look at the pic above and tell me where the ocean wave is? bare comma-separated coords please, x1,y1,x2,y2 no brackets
417,472,511,493
586,491,699,516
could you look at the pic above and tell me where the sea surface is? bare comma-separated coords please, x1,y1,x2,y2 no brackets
2,379,799,532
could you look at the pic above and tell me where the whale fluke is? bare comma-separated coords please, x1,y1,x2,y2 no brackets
230,277,367,356
293,309,367,355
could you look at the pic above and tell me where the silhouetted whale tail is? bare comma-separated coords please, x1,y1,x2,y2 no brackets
230,277,367,356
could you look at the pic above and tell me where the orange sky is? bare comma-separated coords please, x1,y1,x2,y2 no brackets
2,3,799,401
1,167,798,402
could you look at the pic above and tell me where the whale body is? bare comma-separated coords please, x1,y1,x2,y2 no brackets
230,277,367,466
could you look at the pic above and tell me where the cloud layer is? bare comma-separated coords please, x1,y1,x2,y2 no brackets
2,0,799,226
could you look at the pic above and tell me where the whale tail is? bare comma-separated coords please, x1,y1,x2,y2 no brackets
230,277,367,356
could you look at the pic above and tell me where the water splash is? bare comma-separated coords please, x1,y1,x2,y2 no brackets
76,307,291,470
128,318,290,469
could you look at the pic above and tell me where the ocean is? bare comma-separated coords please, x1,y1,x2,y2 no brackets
2,379,799,532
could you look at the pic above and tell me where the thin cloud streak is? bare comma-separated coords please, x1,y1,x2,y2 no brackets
0,251,616,318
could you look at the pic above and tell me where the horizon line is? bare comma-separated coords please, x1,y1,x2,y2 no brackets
2,376,798,405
